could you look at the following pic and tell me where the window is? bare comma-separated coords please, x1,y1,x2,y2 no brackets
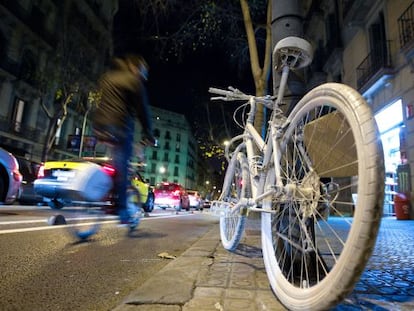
368,12,389,68
165,131,171,139
375,100,403,133
154,128,160,138
375,99,404,172
164,141,170,150
176,133,181,142
152,150,158,160
174,167,179,176
151,163,156,174
55,118,62,145
175,155,180,164
163,152,169,162
19,50,37,83
12,99,25,132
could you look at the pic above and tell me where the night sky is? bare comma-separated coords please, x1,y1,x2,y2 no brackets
112,1,255,132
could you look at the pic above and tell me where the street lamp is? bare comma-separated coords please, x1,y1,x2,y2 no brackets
159,165,167,182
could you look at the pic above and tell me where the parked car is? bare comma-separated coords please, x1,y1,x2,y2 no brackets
15,156,44,205
0,147,22,204
153,182,190,211
202,198,211,209
187,190,202,210
34,157,154,212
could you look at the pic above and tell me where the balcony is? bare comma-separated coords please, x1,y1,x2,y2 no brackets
0,117,45,144
398,1,414,59
356,41,394,97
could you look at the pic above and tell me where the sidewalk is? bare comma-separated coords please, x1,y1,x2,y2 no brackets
113,216,414,311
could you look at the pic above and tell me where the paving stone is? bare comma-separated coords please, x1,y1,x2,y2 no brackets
114,217,414,311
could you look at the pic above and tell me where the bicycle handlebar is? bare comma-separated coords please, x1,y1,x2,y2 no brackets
209,87,250,100
209,86,275,109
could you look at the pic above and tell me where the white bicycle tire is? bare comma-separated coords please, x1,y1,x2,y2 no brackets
219,152,250,251
261,83,384,310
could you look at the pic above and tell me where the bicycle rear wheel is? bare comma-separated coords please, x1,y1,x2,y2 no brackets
69,205,105,240
261,83,384,310
219,152,250,251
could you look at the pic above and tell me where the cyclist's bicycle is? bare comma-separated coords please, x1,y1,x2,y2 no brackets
45,163,144,241
38,157,149,241
209,36,384,310
68,137,155,240
69,181,143,240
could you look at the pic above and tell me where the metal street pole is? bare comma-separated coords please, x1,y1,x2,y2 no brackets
78,105,91,158
271,0,305,113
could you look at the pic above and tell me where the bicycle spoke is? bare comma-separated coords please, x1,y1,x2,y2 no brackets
261,83,383,310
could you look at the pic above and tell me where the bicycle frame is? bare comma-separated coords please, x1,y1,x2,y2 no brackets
210,35,385,311
220,66,293,213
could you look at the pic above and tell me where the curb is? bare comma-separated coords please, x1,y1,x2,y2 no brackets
112,227,220,310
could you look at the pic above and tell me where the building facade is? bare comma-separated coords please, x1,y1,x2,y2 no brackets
0,0,200,192
0,0,117,162
143,106,198,189
303,0,414,217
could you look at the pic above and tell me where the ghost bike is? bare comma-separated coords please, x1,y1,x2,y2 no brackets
209,36,384,310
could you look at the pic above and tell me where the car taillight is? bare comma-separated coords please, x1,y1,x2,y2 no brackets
173,190,180,196
13,169,22,182
37,164,45,178
102,164,116,176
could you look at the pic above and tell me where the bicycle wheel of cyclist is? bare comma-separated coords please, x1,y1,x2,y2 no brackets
219,151,251,251
69,204,105,240
70,187,142,239
261,83,384,310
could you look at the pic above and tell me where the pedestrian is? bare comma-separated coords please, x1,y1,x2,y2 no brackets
92,54,155,225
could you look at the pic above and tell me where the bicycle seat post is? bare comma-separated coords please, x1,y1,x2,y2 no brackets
273,36,314,105
275,66,290,106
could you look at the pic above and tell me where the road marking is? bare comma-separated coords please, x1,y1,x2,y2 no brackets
0,213,194,235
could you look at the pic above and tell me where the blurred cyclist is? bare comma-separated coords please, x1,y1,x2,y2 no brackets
92,54,155,226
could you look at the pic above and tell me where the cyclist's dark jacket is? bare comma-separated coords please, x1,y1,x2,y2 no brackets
92,58,151,136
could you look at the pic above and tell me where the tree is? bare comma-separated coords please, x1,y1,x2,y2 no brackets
125,0,272,132
37,1,104,161
121,0,273,190
239,0,272,132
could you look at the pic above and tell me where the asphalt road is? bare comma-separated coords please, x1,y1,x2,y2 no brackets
0,205,218,311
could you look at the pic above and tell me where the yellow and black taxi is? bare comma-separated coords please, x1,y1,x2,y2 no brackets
34,157,154,212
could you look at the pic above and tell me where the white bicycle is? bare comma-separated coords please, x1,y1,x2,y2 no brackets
209,36,384,311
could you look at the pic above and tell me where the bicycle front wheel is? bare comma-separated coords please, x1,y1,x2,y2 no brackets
219,152,250,251
262,83,384,310
69,205,104,240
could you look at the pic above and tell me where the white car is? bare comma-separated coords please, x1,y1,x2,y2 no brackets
187,190,202,210
0,147,22,204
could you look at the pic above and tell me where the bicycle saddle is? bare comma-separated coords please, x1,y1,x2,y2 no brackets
273,36,314,71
